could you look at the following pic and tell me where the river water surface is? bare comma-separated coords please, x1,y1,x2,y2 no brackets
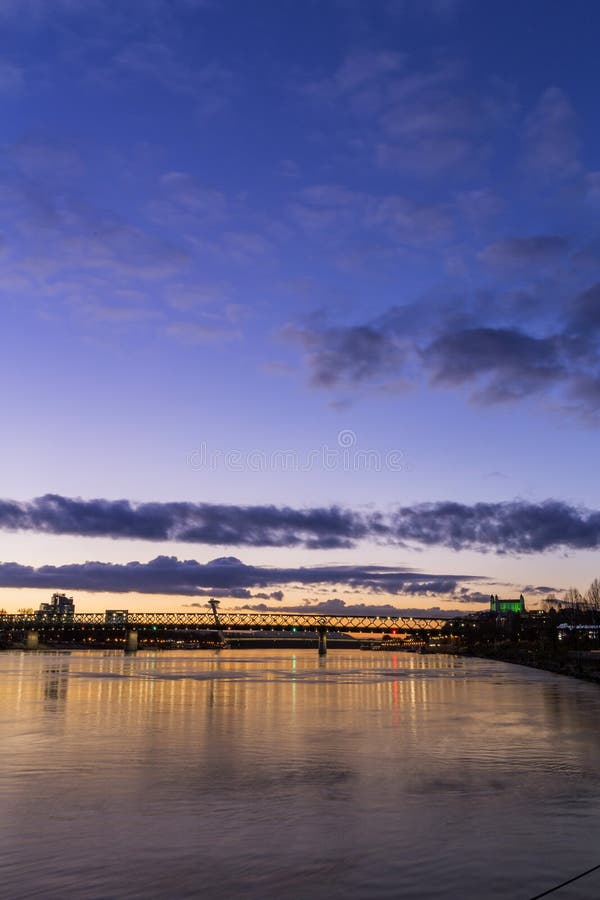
2,649,600,899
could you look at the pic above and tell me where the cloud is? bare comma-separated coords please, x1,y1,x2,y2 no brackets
521,584,561,596
0,555,474,596
0,2,234,114
289,184,364,233
523,87,581,178
425,326,563,403
286,272,600,417
389,500,600,554
0,494,375,550
183,588,284,603
166,321,241,344
183,588,255,600
288,184,454,264
0,153,189,283
369,194,453,245
586,172,600,204
453,187,503,225
480,235,570,268
452,589,494,605
568,282,600,335
376,135,471,178
3,494,600,556
376,63,476,176
155,172,228,221
0,143,250,340
300,53,509,179
286,322,404,388
240,597,463,617
111,43,231,98
0,144,271,345
335,50,405,93
10,139,85,181
566,374,600,418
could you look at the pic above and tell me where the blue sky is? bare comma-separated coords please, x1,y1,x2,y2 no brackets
1,0,600,613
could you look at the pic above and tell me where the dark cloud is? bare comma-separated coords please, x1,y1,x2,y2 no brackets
0,555,473,595
240,598,466,618
571,244,600,270
257,590,285,602
3,494,600,557
568,283,600,335
480,235,569,267
390,499,600,554
521,584,562,596
425,327,563,402
453,589,494,604
286,277,600,416
0,494,374,550
182,588,285,602
182,588,254,600
286,323,403,388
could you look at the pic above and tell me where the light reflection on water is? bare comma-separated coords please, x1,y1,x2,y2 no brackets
2,649,600,899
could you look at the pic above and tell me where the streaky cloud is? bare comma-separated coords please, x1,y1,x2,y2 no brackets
2,494,600,555
391,499,600,553
0,555,474,595
0,494,372,550
239,598,466,618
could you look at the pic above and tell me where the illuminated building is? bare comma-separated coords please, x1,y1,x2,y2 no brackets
37,592,75,617
489,594,525,614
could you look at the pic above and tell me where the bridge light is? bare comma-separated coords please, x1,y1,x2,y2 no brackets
292,627,297,632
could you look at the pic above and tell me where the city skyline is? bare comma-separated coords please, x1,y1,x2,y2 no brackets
2,0,600,612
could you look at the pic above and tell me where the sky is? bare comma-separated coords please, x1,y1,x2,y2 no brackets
1,0,600,615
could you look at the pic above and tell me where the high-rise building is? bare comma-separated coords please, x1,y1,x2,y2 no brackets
38,593,75,617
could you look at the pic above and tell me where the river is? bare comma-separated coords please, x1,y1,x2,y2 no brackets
2,649,600,899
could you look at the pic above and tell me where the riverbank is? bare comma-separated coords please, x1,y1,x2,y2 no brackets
471,645,600,684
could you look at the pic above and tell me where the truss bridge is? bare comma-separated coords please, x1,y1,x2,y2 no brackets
0,610,448,634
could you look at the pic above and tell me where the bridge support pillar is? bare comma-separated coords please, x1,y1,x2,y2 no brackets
25,630,39,651
125,630,138,653
318,628,327,656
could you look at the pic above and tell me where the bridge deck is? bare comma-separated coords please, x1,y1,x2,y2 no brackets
0,611,448,633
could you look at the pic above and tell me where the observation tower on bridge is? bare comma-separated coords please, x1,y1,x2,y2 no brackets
207,598,229,648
